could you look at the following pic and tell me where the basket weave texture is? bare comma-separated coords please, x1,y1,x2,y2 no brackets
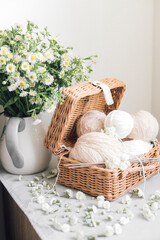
44,78,160,201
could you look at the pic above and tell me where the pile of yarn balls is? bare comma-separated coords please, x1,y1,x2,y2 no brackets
69,109,159,170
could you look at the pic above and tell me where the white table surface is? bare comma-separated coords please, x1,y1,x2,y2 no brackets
1,157,160,240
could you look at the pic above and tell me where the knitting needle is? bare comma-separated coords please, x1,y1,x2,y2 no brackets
64,158,160,169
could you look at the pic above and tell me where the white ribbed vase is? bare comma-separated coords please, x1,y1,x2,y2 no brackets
0,116,51,175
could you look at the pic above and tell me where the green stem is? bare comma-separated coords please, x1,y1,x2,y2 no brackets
25,96,29,114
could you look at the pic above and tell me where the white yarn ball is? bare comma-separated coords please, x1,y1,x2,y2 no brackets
124,140,153,157
76,110,106,137
69,132,124,163
128,110,159,142
104,110,134,139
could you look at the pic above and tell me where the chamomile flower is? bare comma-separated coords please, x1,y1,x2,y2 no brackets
6,63,15,73
29,98,35,105
114,223,122,235
44,75,54,85
1,46,9,52
105,225,114,237
28,72,37,82
30,82,35,87
63,60,70,67
8,83,18,91
76,191,86,200
10,41,15,45
59,71,65,78
33,119,42,125
19,78,28,90
6,52,13,59
14,55,21,63
28,53,37,63
25,33,31,40
0,50,7,55
14,72,20,79
45,50,54,60
38,67,46,73
15,35,21,41
36,52,43,61
29,90,37,96
46,104,56,113
20,91,28,97
21,61,30,71
0,57,6,65
35,98,42,104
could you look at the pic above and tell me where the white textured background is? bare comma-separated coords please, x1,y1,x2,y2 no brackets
0,0,159,135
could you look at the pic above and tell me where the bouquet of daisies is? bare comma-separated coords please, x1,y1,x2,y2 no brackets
0,21,96,124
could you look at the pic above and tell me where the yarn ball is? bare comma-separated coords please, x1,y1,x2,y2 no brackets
104,110,134,139
69,132,124,163
128,110,159,142
124,140,153,157
76,110,106,137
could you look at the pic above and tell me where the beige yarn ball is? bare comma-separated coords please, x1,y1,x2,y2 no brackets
128,110,159,142
69,132,124,163
104,110,134,139
76,110,106,137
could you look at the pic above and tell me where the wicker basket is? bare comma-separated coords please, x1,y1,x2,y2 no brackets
44,78,160,201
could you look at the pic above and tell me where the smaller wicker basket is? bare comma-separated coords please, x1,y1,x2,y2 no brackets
44,78,160,201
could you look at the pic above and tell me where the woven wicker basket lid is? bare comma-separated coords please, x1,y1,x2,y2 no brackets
44,78,126,155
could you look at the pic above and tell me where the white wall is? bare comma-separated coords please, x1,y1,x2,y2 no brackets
0,0,154,134
152,0,160,128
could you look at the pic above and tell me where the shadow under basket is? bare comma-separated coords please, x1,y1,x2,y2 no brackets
44,78,160,201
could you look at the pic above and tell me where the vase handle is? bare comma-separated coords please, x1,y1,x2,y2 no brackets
5,117,25,168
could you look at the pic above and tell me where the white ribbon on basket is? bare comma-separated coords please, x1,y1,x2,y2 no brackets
90,81,114,106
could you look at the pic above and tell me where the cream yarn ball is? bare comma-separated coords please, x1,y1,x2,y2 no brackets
124,140,153,158
69,132,124,163
128,110,159,142
76,110,106,137
104,110,134,139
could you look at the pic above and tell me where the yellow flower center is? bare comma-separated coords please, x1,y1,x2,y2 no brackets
20,78,25,82
41,79,45,82
36,98,40,102
23,64,28,69
16,37,20,40
0,58,5,63
8,66,13,70
47,53,51,57
1,51,5,55
7,53,11,57
31,83,35,87
65,61,69,66
64,56,68,59
20,82,25,87
30,91,34,95
41,69,45,73
42,56,45,61
37,54,41,59
30,75,35,79
31,55,36,61
14,58,18,62
29,65,32,70
26,35,30,39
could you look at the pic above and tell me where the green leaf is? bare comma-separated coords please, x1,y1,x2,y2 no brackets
4,96,19,109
